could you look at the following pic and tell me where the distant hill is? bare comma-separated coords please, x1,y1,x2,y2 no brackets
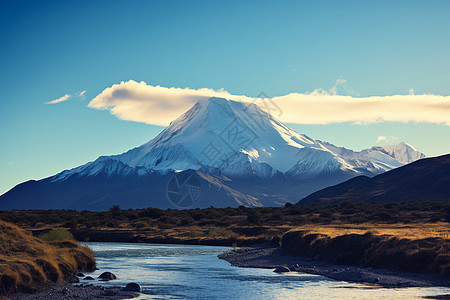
297,154,450,205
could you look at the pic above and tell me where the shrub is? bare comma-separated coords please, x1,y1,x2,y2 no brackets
157,222,175,229
270,211,283,221
191,211,206,221
207,228,236,238
109,205,121,216
63,220,77,228
247,213,261,225
134,221,149,229
138,208,163,219
180,216,194,226
38,228,75,242
106,221,118,228
375,212,391,221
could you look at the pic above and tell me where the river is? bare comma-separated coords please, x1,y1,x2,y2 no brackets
83,242,449,299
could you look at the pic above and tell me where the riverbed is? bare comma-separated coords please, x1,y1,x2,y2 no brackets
82,242,449,299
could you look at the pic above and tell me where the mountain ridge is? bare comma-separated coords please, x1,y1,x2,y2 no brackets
54,97,424,179
0,97,426,210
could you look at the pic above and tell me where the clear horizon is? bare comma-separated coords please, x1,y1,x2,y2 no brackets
1,0,450,195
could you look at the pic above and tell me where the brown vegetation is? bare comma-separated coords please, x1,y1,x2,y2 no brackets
0,200,448,232
282,230,449,277
0,220,96,295
290,222,450,240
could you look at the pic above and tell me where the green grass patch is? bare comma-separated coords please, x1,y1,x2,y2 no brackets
38,228,75,242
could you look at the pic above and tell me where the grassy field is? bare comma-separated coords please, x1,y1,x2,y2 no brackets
0,200,448,242
0,220,96,295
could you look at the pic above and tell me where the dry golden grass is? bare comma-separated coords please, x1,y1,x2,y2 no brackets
137,225,292,242
150,222,449,244
0,220,96,295
291,222,450,240
282,228,450,276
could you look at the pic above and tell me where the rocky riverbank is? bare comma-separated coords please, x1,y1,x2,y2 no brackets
219,247,450,288
9,283,139,300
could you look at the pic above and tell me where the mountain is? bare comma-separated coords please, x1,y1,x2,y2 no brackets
0,97,426,210
297,154,450,205
382,142,426,164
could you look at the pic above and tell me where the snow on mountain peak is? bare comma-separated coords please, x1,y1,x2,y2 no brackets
56,97,427,179
382,142,426,164
113,97,327,175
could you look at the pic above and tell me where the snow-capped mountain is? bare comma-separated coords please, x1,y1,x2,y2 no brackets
54,97,422,180
0,97,426,210
381,142,426,164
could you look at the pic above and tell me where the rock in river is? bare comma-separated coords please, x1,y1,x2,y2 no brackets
274,266,290,273
123,283,142,292
98,272,117,280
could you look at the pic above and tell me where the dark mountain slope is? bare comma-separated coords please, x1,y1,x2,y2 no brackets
298,154,450,205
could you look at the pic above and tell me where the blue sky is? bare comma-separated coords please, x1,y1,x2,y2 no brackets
1,0,450,195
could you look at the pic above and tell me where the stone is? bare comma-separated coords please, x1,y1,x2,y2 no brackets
123,283,142,293
98,272,117,280
84,276,95,280
273,266,290,273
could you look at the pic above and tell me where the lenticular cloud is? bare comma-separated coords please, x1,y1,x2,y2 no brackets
88,80,450,126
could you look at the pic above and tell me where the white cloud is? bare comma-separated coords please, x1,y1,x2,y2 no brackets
88,81,252,126
45,90,87,104
328,78,359,96
88,80,450,127
271,92,450,126
46,94,70,104
377,136,388,143
377,135,399,143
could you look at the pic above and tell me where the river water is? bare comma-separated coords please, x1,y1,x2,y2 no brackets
83,242,449,299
